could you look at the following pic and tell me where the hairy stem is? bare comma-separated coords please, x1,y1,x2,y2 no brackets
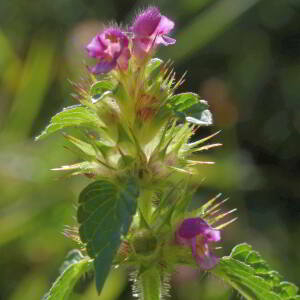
140,267,162,300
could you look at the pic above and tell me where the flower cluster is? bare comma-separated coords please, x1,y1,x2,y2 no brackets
86,7,176,74
85,28,130,74
86,7,220,269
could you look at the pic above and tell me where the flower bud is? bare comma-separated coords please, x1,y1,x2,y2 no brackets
132,229,158,257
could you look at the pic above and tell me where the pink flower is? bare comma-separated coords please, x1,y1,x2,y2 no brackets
176,218,221,269
86,28,130,74
131,7,176,59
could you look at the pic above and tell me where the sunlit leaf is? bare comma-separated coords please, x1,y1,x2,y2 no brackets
186,109,213,126
168,93,202,111
36,105,103,140
64,134,97,157
146,58,164,83
43,251,91,300
90,80,115,98
167,93,213,126
213,243,299,300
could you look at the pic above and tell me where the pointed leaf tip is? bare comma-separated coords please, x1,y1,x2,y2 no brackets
35,105,103,140
42,255,91,300
77,179,139,294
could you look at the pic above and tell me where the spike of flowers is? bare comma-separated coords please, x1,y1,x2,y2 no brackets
38,6,236,299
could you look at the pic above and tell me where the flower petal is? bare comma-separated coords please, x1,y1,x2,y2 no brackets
203,227,221,242
155,35,176,46
190,238,198,257
89,60,116,74
85,36,106,58
133,37,153,52
156,15,174,35
196,252,219,269
86,27,130,73
176,217,221,270
117,48,131,70
177,218,210,239
161,35,176,45
131,7,175,59
132,7,161,36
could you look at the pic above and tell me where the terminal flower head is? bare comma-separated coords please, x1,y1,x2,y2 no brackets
131,7,176,59
176,217,221,269
86,27,130,74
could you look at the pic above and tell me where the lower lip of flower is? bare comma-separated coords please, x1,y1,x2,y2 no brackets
105,33,118,43
196,235,209,257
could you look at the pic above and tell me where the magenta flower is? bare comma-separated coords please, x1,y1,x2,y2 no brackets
86,28,130,74
131,7,176,59
176,218,221,269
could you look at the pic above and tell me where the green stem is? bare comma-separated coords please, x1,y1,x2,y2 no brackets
140,267,162,300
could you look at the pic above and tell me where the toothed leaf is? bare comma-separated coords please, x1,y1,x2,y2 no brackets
213,243,299,300
42,252,91,300
36,105,103,140
77,179,139,294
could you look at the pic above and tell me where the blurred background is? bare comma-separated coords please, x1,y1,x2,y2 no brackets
0,0,300,299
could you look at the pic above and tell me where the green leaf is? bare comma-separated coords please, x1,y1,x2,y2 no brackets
146,58,163,83
36,105,103,140
278,282,299,299
167,93,213,126
216,257,280,300
91,90,113,104
42,251,91,300
77,179,139,294
90,80,115,98
231,243,253,261
168,93,202,111
146,58,163,75
213,243,299,300
113,82,130,103
64,134,97,158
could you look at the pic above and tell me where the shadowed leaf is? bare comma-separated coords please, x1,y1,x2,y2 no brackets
77,179,139,294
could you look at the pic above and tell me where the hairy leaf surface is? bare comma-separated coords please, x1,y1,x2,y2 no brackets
36,105,103,140
214,243,299,300
43,251,91,300
77,179,139,293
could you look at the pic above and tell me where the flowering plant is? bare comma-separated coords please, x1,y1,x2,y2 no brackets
39,7,299,300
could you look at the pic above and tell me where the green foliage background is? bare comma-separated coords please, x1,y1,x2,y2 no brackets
0,0,299,299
